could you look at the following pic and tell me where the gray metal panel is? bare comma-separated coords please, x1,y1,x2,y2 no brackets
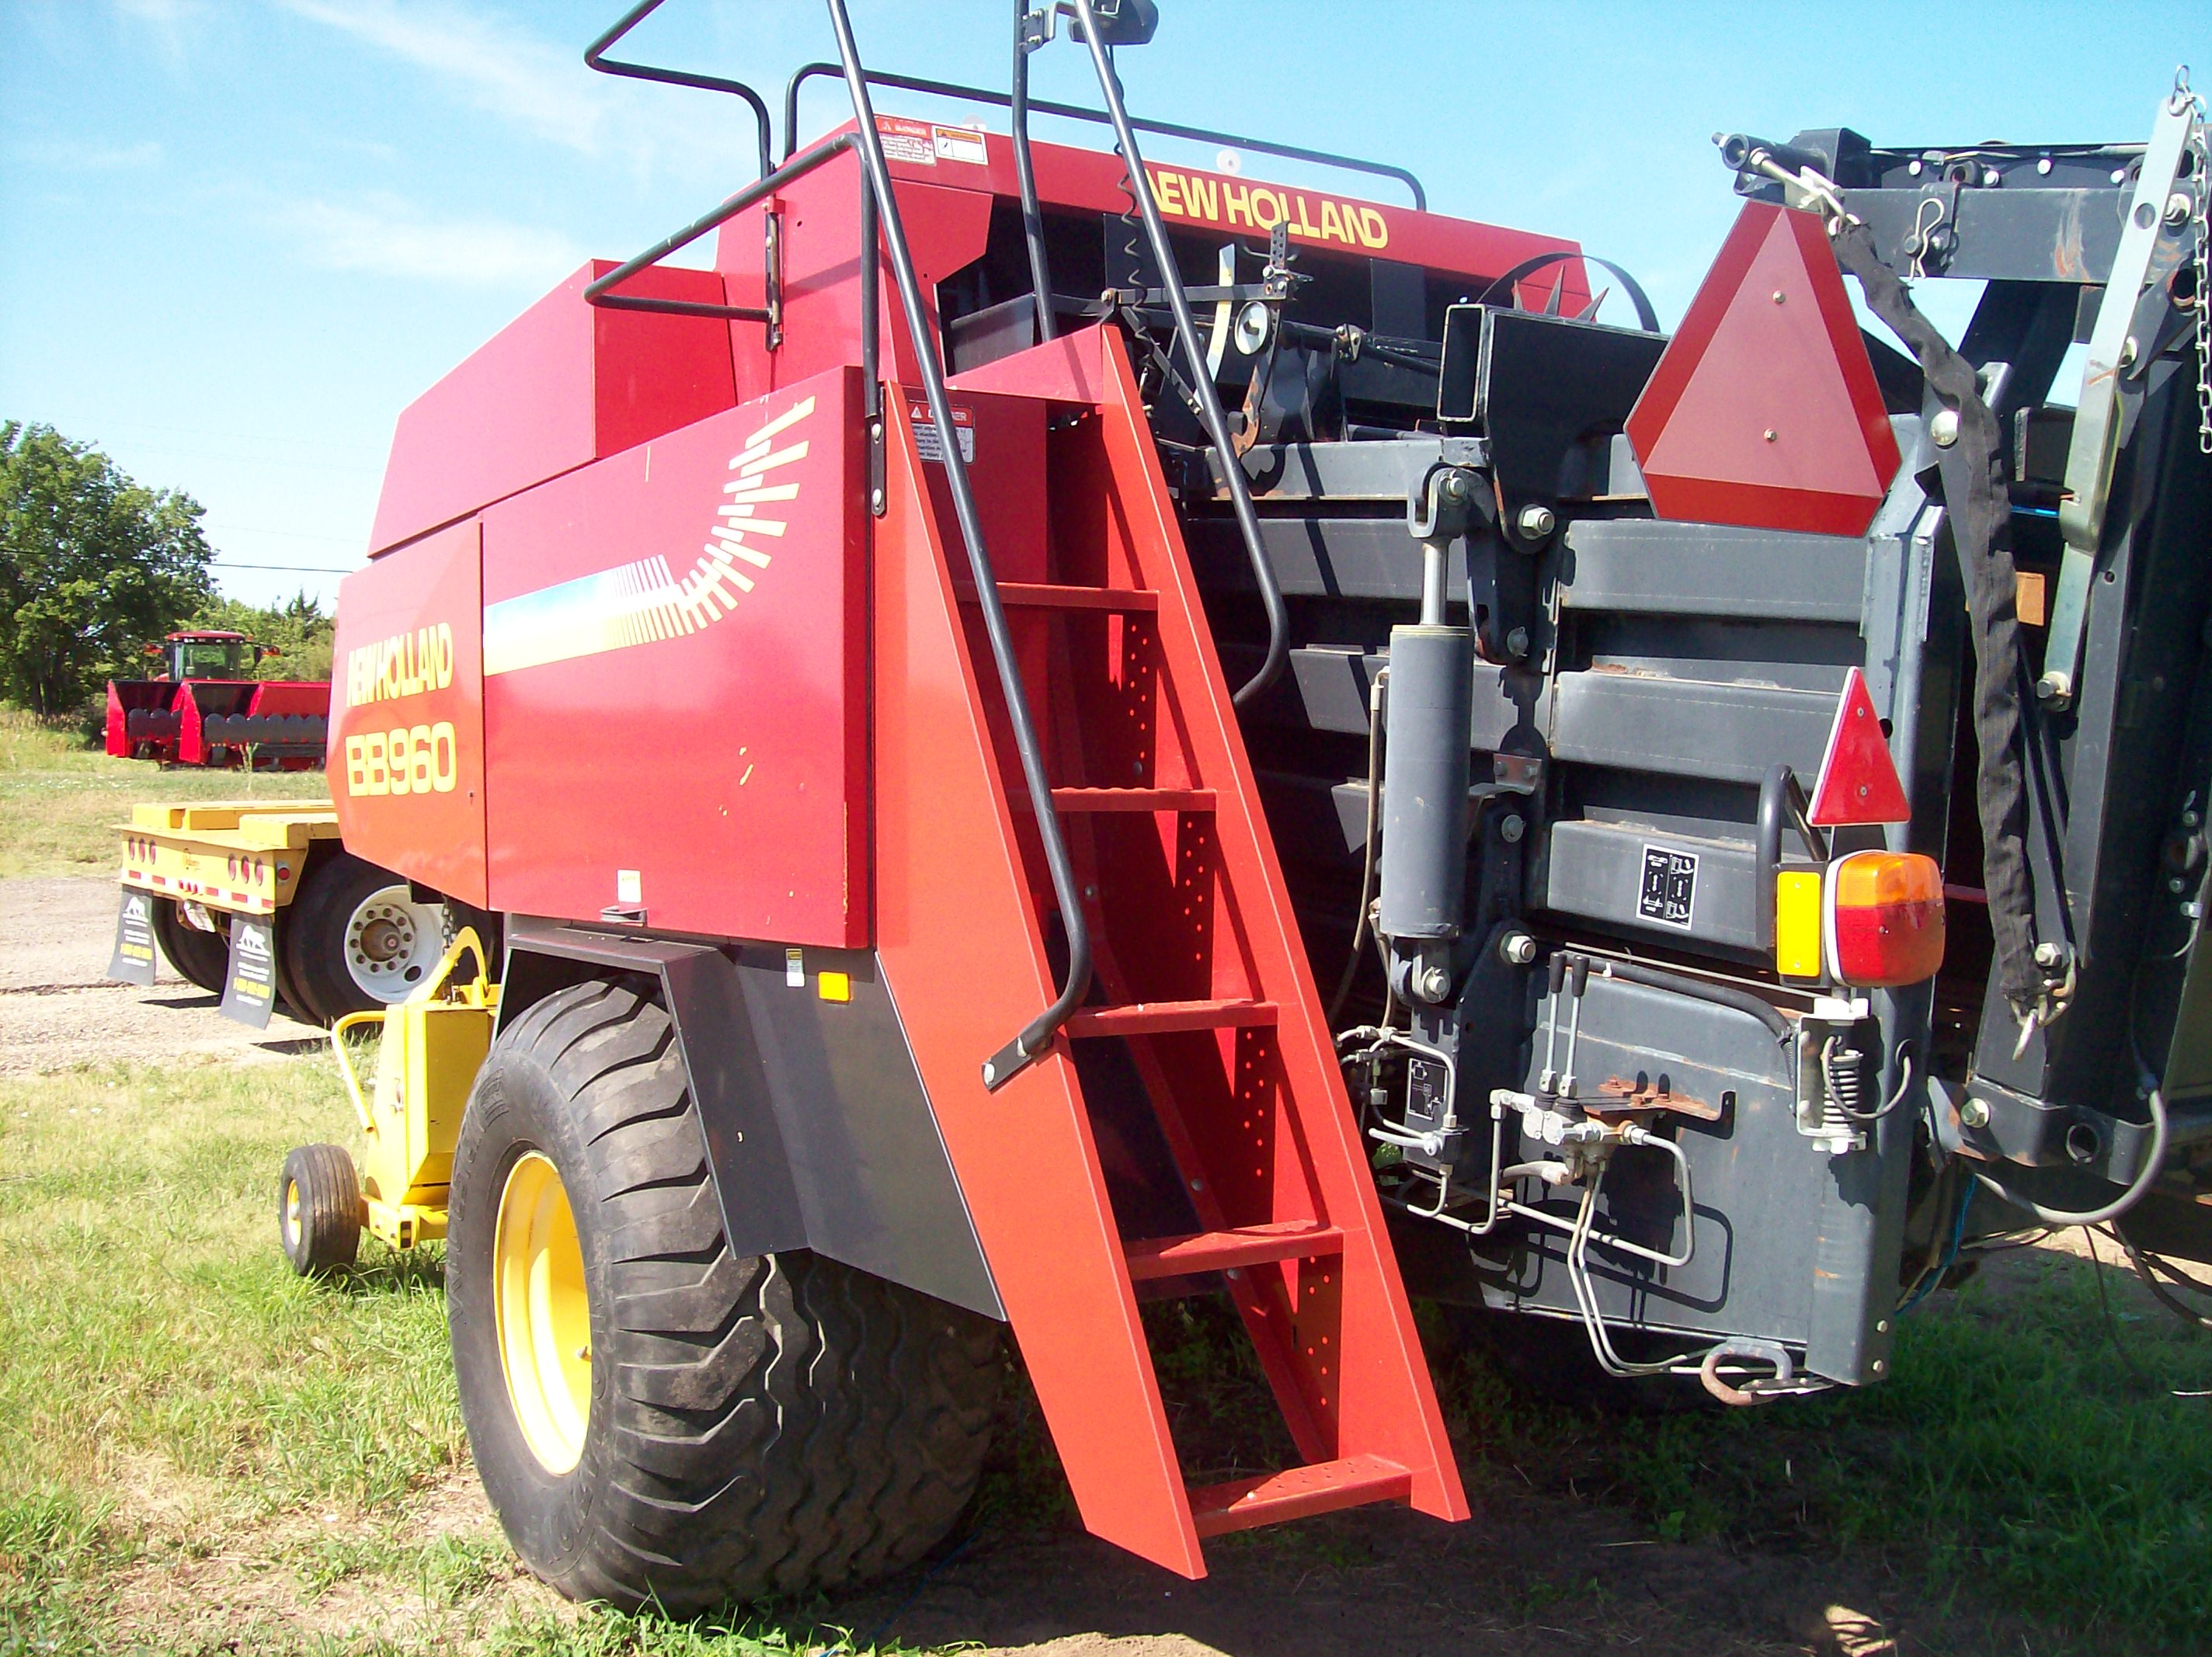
734,945,1002,1320
1187,516,1459,604
1539,820,1761,950
1218,436,1487,500
1560,519,1869,624
1501,971,1817,1347
1550,671,1835,785
500,920,1003,1321
1289,645,1518,748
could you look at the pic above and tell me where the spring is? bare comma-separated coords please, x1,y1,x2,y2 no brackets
1820,1035,1867,1131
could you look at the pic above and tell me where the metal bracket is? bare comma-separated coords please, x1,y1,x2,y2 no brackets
2044,92,2200,706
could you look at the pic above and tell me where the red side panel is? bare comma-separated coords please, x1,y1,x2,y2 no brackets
871,391,1204,1581
1626,202,1901,537
369,262,738,555
244,681,335,718
330,519,489,908
479,367,866,944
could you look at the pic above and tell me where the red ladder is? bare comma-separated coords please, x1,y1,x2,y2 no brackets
871,325,1466,1577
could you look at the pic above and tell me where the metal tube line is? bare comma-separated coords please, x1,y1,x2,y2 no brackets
819,0,1093,1090
1065,0,1288,705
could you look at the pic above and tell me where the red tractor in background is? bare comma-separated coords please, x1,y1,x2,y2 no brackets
266,0,2212,1621
105,627,329,768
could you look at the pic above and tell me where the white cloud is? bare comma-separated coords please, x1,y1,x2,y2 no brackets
273,0,615,156
284,194,586,287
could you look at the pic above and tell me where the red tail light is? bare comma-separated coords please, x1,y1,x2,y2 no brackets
1824,850,1945,987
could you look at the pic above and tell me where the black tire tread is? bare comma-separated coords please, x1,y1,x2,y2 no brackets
280,1142,361,1275
459,978,1001,1612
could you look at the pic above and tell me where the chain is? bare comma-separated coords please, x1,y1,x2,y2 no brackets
2179,68,2210,453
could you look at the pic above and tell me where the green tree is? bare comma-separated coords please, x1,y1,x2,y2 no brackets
0,421,214,715
193,590,336,682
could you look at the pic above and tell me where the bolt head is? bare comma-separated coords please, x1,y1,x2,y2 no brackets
1960,1097,1990,1129
1505,627,1531,658
1442,471,1471,502
1929,408,1960,447
1516,503,1556,539
1419,964,1452,1002
1499,815,1525,844
1501,932,1538,966
2033,941,2064,968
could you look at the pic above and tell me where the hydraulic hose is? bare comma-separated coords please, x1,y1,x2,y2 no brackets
1970,1089,2169,1228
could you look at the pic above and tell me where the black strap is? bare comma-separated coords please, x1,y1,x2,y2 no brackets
1830,220,2047,1022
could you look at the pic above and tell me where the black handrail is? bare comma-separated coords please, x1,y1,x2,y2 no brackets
1010,2,1057,343
778,60,1428,210
1063,0,1287,707
586,0,774,182
583,134,854,321
816,0,1095,1092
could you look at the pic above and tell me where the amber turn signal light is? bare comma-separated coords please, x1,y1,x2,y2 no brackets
1824,850,1945,987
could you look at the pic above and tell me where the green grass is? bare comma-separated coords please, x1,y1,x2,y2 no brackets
0,705,326,879
1429,1253,2212,1654
0,1029,2202,1652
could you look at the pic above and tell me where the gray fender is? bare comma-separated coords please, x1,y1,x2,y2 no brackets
497,916,1003,1320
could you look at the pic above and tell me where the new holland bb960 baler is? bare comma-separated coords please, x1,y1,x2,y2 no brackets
281,0,2212,1614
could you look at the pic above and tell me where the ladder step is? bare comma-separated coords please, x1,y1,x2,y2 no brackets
1189,1455,1415,1539
1064,999,1277,1037
1124,1221,1344,1282
1049,787,1216,813
956,581,1160,613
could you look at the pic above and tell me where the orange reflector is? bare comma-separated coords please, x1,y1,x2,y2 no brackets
1824,850,1945,987
1809,667,1910,826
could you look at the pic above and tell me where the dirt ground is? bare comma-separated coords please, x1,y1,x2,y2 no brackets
0,874,2095,1655
0,877,324,1074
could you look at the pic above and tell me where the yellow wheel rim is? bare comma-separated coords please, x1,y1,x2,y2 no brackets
283,1178,302,1246
492,1151,593,1474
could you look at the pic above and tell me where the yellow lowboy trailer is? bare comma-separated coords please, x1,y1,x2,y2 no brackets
110,799,454,1028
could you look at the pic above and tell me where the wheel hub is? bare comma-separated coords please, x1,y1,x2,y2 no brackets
343,887,444,1001
492,1151,593,1474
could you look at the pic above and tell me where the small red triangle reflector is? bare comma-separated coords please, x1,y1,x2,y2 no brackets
1809,667,1910,826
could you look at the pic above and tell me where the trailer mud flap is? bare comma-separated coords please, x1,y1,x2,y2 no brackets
219,915,279,1028
497,919,1002,1321
109,890,158,986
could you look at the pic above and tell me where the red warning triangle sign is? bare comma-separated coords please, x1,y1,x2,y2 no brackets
1809,667,1910,825
1625,202,1901,538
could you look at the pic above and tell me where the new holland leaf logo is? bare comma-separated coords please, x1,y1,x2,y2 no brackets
482,395,814,678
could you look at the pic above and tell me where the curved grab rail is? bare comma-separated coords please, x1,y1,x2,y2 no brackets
777,60,1428,210
1063,0,1287,706
586,0,774,181
816,0,1094,1089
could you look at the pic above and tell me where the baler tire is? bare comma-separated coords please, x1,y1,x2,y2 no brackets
447,978,1003,1613
287,851,444,1022
279,1142,362,1276
150,898,231,995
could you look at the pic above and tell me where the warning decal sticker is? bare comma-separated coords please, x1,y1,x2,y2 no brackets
1638,845,1699,929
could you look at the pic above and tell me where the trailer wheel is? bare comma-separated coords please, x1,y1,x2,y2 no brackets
447,978,1003,1612
150,898,229,995
286,852,447,1023
279,1143,362,1275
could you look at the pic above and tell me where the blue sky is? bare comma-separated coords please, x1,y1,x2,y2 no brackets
0,0,2196,610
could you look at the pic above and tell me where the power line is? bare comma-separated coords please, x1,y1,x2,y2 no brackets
214,561,356,575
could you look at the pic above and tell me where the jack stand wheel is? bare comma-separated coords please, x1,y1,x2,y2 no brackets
279,1143,363,1277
